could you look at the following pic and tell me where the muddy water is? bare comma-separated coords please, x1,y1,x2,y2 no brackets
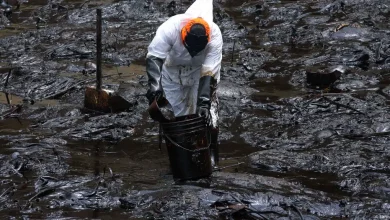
1,0,390,219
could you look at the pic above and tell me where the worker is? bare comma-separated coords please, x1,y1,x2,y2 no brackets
145,0,223,166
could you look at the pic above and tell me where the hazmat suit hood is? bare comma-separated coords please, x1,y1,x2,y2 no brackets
184,0,214,23
182,0,214,57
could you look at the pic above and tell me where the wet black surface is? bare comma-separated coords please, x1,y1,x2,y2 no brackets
1,0,390,219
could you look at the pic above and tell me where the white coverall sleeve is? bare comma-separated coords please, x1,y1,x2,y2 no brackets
147,19,176,59
201,26,223,83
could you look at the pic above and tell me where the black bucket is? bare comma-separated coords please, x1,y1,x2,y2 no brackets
161,114,212,180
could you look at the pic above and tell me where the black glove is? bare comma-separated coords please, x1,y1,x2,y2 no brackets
146,90,163,105
197,106,210,124
145,55,164,105
196,75,212,125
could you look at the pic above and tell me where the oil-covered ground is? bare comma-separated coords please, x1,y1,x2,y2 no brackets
1,0,390,219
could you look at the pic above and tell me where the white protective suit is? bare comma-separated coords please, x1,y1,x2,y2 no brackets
146,0,223,128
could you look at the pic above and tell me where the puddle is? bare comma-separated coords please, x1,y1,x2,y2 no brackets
102,63,146,83
0,117,30,133
0,92,59,106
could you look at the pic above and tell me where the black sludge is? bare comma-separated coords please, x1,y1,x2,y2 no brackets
0,0,390,219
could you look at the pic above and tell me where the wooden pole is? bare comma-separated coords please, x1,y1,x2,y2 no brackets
96,8,102,90
231,39,236,64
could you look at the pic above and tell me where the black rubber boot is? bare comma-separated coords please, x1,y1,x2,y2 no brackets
210,127,219,168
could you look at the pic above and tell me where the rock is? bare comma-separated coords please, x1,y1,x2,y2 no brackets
306,66,342,89
331,27,370,41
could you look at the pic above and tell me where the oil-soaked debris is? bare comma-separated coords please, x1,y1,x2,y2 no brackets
306,66,343,89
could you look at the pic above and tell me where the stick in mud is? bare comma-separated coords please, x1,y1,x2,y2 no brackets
94,141,101,177
321,96,366,116
4,68,12,105
231,39,236,65
96,8,102,91
4,68,11,88
214,162,244,171
0,186,14,199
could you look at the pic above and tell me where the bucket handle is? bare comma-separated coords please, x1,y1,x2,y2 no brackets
162,126,211,153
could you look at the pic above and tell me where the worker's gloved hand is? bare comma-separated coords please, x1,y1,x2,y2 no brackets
197,74,213,126
197,106,211,125
146,90,163,105
146,55,164,105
